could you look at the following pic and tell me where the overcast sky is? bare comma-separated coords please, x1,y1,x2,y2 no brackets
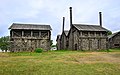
0,0,120,44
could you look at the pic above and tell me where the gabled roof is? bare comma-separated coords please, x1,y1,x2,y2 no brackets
108,31,120,39
9,23,52,30
64,30,69,36
56,35,61,41
73,24,109,32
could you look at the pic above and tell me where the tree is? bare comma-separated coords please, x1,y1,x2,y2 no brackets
50,40,53,46
107,31,112,35
51,45,56,47
0,36,9,52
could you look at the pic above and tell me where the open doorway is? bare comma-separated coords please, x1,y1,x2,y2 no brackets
75,44,77,50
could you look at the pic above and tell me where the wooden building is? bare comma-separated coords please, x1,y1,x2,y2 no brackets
108,31,120,48
67,7,109,50
60,30,69,50
68,24,109,50
9,23,52,52
56,7,110,51
56,35,61,50
56,17,69,50
60,17,69,50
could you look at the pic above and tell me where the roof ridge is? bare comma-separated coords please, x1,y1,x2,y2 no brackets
64,30,69,32
73,24,100,26
73,24,109,31
9,23,52,30
108,31,120,39
13,23,50,26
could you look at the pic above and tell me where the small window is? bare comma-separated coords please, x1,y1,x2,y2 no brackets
33,31,39,37
90,32,94,36
102,32,107,36
114,44,120,46
13,30,22,37
10,38,14,41
83,32,88,36
41,31,48,38
96,32,100,36
42,41,44,44
24,31,31,37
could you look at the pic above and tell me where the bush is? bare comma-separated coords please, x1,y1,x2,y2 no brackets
35,48,43,53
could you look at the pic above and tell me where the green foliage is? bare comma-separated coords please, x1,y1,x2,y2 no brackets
50,40,53,46
107,31,112,35
0,49,120,75
34,48,43,53
51,45,56,47
0,36,9,52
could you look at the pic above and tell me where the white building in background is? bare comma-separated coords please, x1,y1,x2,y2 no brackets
51,47,57,50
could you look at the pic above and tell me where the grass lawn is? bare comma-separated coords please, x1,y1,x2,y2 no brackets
0,49,120,75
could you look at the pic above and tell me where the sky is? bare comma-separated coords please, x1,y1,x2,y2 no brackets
0,0,120,44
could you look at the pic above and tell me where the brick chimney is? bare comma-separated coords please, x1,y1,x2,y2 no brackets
70,7,72,27
62,17,65,32
99,12,102,27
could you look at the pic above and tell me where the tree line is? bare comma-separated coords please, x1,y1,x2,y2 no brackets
0,36,9,52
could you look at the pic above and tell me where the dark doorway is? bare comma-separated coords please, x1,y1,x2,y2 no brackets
75,44,77,50
97,39,101,50
89,40,92,50
114,44,120,48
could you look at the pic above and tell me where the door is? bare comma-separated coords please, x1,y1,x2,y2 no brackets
75,44,77,50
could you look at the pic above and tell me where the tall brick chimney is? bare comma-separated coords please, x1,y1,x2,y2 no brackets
99,12,102,27
62,17,65,32
70,7,72,27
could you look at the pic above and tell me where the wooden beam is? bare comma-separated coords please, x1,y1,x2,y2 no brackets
22,31,24,37
39,31,41,37
31,31,33,37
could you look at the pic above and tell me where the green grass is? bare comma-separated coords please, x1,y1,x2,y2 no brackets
0,49,120,75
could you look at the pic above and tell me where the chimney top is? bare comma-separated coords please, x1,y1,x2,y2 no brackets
69,7,72,9
62,17,65,32
99,12,102,14
69,7,72,27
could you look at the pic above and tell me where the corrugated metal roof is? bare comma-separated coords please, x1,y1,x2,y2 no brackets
9,23,52,30
73,24,109,31
64,30,69,36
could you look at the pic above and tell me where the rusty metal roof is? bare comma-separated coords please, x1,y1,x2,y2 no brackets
9,23,52,30
73,24,109,32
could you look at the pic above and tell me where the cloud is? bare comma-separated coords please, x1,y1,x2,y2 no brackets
0,0,120,44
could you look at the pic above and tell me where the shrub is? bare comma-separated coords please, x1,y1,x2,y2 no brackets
35,48,43,53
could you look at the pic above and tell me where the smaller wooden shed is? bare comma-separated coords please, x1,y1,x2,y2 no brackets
108,31,120,48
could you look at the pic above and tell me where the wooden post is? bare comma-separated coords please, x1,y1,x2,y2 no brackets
94,32,96,37
88,32,90,37
31,31,33,37
12,31,14,37
80,32,82,36
48,31,49,39
39,31,41,38
22,31,24,37
100,32,102,37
